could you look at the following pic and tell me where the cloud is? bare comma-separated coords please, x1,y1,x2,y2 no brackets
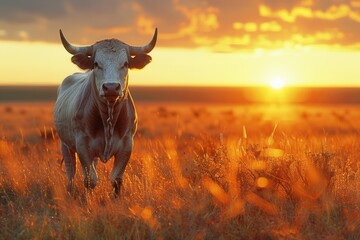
0,0,66,23
351,0,360,8
259,3,360,22
0,30,7,37
259,0,301,10
260,21,282,32
0,0,359,50
291,30,345,45
233,22,258,32
18,30,29,40
233,21,283,33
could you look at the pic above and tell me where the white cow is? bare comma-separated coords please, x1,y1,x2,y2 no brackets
54,28,157,195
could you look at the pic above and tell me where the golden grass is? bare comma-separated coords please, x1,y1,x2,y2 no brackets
0,102,360,239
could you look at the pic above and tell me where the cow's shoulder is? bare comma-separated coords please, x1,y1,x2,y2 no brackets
59,72,91,94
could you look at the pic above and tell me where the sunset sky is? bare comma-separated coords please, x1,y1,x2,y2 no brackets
1,0,360,87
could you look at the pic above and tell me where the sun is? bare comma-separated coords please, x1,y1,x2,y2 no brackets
270,77,285,90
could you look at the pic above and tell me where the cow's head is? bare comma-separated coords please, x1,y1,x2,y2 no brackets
60,29,157,103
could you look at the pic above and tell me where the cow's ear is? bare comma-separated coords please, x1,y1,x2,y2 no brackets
129,54,152,69
71,54,93,70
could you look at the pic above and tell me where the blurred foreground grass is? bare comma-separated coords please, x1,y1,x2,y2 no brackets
0,102,360,239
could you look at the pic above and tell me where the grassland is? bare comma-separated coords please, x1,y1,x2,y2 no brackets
0,101,360,239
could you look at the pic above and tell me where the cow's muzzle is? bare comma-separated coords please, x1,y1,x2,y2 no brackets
102,83,122,102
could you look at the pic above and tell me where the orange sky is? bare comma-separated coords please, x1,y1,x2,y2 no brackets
1,0,360,87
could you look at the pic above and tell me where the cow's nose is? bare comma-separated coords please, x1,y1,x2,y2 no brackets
102,83,121,96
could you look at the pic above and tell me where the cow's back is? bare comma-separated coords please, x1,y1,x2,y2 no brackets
54,71,92,147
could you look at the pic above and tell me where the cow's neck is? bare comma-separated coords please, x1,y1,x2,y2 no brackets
91,74,123,161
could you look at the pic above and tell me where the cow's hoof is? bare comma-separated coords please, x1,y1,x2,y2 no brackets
112,179,123,197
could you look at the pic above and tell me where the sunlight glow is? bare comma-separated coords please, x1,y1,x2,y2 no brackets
270,77,285,90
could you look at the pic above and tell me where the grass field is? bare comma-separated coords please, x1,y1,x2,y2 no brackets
0,101,360,239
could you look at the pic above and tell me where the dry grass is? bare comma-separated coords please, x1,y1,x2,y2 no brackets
0,102,360,239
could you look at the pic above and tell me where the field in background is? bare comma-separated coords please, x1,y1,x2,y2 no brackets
0,101,360,239
3,86,360,104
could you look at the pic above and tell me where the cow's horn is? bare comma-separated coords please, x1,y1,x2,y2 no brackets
129,28,157,56
59,29,92,55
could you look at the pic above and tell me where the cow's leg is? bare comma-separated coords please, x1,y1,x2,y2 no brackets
79,158,98,190
76,137,98,190
94,157,99,168
110,135,133,196
61,142,76,192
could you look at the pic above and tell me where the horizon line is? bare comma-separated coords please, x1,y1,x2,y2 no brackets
1,84,360,89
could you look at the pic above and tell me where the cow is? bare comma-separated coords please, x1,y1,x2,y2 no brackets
54,28,157,195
